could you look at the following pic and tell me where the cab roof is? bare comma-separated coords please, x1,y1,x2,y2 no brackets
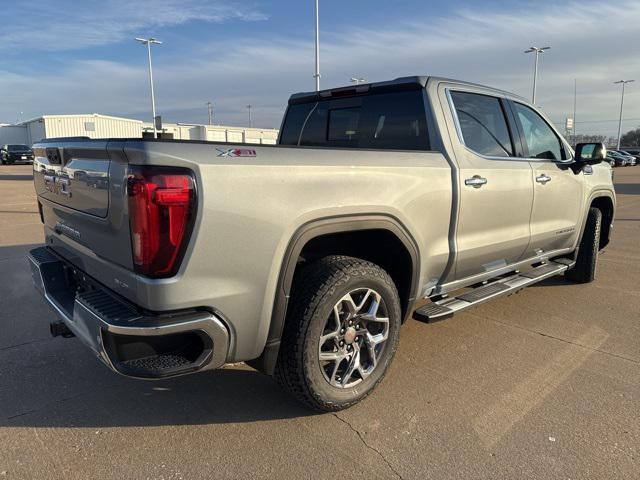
288,75,526,105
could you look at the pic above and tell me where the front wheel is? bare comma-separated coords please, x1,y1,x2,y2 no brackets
275,256,401,411
565,207,602,283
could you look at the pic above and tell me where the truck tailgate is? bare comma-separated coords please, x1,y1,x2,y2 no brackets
33,142,110,216
32,140,134,274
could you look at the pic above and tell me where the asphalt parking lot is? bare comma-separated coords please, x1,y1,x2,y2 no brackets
0,164,638,479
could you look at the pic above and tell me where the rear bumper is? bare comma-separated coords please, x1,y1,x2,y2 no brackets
27,246,229,379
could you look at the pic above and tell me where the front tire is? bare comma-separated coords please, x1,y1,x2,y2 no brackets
565,207,602,283
275,256,401,411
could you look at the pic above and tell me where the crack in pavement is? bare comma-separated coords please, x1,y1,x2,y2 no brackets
0,338,49,352
7,410,36,420
4,383,121,422
333,413,404,480
480,315,640,366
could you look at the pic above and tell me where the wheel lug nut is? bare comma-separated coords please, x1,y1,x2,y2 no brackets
339,341,344,347
340,329,345,334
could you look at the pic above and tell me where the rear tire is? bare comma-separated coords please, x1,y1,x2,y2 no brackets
275,255,401,411
565,207,602,283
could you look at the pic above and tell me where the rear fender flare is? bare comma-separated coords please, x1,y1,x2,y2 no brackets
250,214,420,374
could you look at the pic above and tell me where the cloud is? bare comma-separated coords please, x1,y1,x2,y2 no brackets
1,0,639,135
0,0,267,52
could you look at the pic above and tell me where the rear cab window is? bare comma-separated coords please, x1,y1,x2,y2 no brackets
279,88,430,151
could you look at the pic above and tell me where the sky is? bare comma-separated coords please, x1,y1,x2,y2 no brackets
0,0,639,137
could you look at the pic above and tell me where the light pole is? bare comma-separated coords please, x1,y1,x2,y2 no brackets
314,0,320,91
573,79,577,140
206,102,213,125
350,77,366,85
135,37,162,138
524,46,550,105
615,79,634,149
247,104,253,128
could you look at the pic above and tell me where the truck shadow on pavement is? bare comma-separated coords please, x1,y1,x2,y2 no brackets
4,366,317,429
0,243,317,428
0,174,34,181
613,183,640,195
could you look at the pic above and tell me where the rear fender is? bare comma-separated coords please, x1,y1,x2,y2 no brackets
249,214,420,374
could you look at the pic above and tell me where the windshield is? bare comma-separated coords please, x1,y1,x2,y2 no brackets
7,145,30,151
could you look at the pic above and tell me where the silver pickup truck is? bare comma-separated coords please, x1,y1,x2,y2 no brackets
28,76,615,411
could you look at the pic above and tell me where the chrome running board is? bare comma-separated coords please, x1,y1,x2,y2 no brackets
413,260,574,323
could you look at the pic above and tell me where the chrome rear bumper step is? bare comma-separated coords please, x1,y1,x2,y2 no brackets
413,260,573,323
28,246,230,379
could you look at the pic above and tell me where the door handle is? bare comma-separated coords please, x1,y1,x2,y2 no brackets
536,174,552,184
465,175,488,188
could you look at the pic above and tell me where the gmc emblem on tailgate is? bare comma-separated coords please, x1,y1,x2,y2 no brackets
44,174,72,197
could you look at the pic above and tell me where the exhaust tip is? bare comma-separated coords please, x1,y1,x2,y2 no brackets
50,322,75,338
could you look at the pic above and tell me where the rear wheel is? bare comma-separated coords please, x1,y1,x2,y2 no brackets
565,207,602,283
275,255,401,411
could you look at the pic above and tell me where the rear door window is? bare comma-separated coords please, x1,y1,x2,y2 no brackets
450,91,514,157
281,89,429,150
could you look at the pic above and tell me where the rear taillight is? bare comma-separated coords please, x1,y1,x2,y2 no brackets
127,166,196,278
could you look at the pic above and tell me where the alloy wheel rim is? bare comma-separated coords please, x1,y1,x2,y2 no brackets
318,288,390,388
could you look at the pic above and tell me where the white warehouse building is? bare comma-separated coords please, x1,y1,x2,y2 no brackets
0,113,279,146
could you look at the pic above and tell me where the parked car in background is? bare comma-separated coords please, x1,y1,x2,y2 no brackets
1,144,34,164
608,151,630,167
615,150,638,165
622,148,640,157
605,154,617,167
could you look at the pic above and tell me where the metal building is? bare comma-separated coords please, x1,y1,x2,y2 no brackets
0,114,142,145
0,114,279,146
142,122,279,144
40,114,143,140
0,124,28,145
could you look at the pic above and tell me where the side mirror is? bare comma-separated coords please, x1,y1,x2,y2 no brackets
574,142,606,165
